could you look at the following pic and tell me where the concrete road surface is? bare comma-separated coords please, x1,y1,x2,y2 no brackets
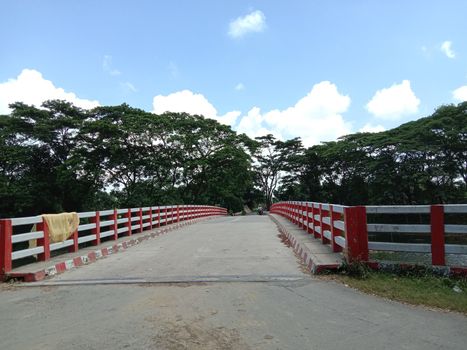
1,216,466,349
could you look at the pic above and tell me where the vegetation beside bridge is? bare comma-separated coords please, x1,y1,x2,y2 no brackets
1,100,466,217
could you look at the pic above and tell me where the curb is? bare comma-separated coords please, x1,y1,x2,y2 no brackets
269,214,341,274
7,217,215,282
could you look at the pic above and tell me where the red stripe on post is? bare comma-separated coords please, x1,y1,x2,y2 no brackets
68,228,78,253
343,206,369,262
126,209,132,236
0,219,13,275
330,205,342,253
112,209,118,240
37,218,51,262
157,207,161,228
431,205,445,266
91,211,101,246
149,207,153,230
139,208,143,233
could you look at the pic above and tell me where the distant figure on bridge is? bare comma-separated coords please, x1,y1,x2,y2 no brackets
257,206,264,215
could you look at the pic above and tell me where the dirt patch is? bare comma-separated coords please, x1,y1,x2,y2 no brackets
150,316,250,350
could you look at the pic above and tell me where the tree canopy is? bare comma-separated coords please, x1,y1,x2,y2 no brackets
1,100,465,218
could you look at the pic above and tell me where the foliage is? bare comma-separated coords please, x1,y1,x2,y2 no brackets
0,101,253,217
1,100,466,218
276,102,467,205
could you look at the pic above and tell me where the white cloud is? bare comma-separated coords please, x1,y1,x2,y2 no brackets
440,41,455,59
121,81,137,93
360,123,386,133
228,10,266,38
366,80,420,120
152,89,241,125
0,69,100,115
453,85,467,102
236,81,352,146
103,55,121,76
235,83,245,91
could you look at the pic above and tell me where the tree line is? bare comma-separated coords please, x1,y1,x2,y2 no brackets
0,100,465,218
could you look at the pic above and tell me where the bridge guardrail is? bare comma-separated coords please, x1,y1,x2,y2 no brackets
270,201,467,270
0,205,226,277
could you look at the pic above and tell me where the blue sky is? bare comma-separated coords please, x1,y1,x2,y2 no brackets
1,1,466,145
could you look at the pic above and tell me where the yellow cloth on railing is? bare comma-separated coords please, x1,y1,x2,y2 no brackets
43,213,79,243
29,212,80,250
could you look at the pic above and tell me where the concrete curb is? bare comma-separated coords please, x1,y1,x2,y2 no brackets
7,217,216,282
269,214,342,274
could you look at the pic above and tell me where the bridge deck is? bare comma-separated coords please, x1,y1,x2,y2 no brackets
17,215,307,284
2,215,466,349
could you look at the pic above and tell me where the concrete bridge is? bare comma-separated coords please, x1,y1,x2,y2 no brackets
0,204,466,349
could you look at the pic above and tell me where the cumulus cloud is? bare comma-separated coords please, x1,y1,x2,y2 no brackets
102,55,121,76
236,81,352,146
152,89,241,125
453,85,467,102
228,10,266,38
360,123,386,133
0,69,100,115
366,80,420,120
440,41,455,59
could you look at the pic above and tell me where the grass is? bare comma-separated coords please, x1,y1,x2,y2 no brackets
333,269,467,314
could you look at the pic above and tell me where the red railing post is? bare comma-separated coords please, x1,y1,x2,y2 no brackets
68,227,79,253
157,207,161,228
126,209,132,236
139,208,143,233
177,205,180,223
298,202,305,229
37,217,50,262
90,211,101,246
112,208,118,240
149,207,153,230
330,205,342,253
0,219,13,275
344,206,369,262
320,204,330,244
431,205,445,266
305,202,311,234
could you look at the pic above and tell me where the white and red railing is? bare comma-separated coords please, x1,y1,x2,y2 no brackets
0,205,227,276
270,201,467,269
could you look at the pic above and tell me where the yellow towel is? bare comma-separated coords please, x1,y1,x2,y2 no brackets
29,212,80,250
43,212,80,243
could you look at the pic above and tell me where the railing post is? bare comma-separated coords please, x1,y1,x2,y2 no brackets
139,208,143,233
126,208,132,236
112,208,118,240
90,211,101,246
343,206,369,262
0,219,13,275
149,207,153,230
37,217,50,262
431,205,445,266
330,205,342,253
68,227,79,253
177,205,180,223
305,202,311,234
299,202,304,229
312,203,318,238
157,207,161,228
320,204,329,244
